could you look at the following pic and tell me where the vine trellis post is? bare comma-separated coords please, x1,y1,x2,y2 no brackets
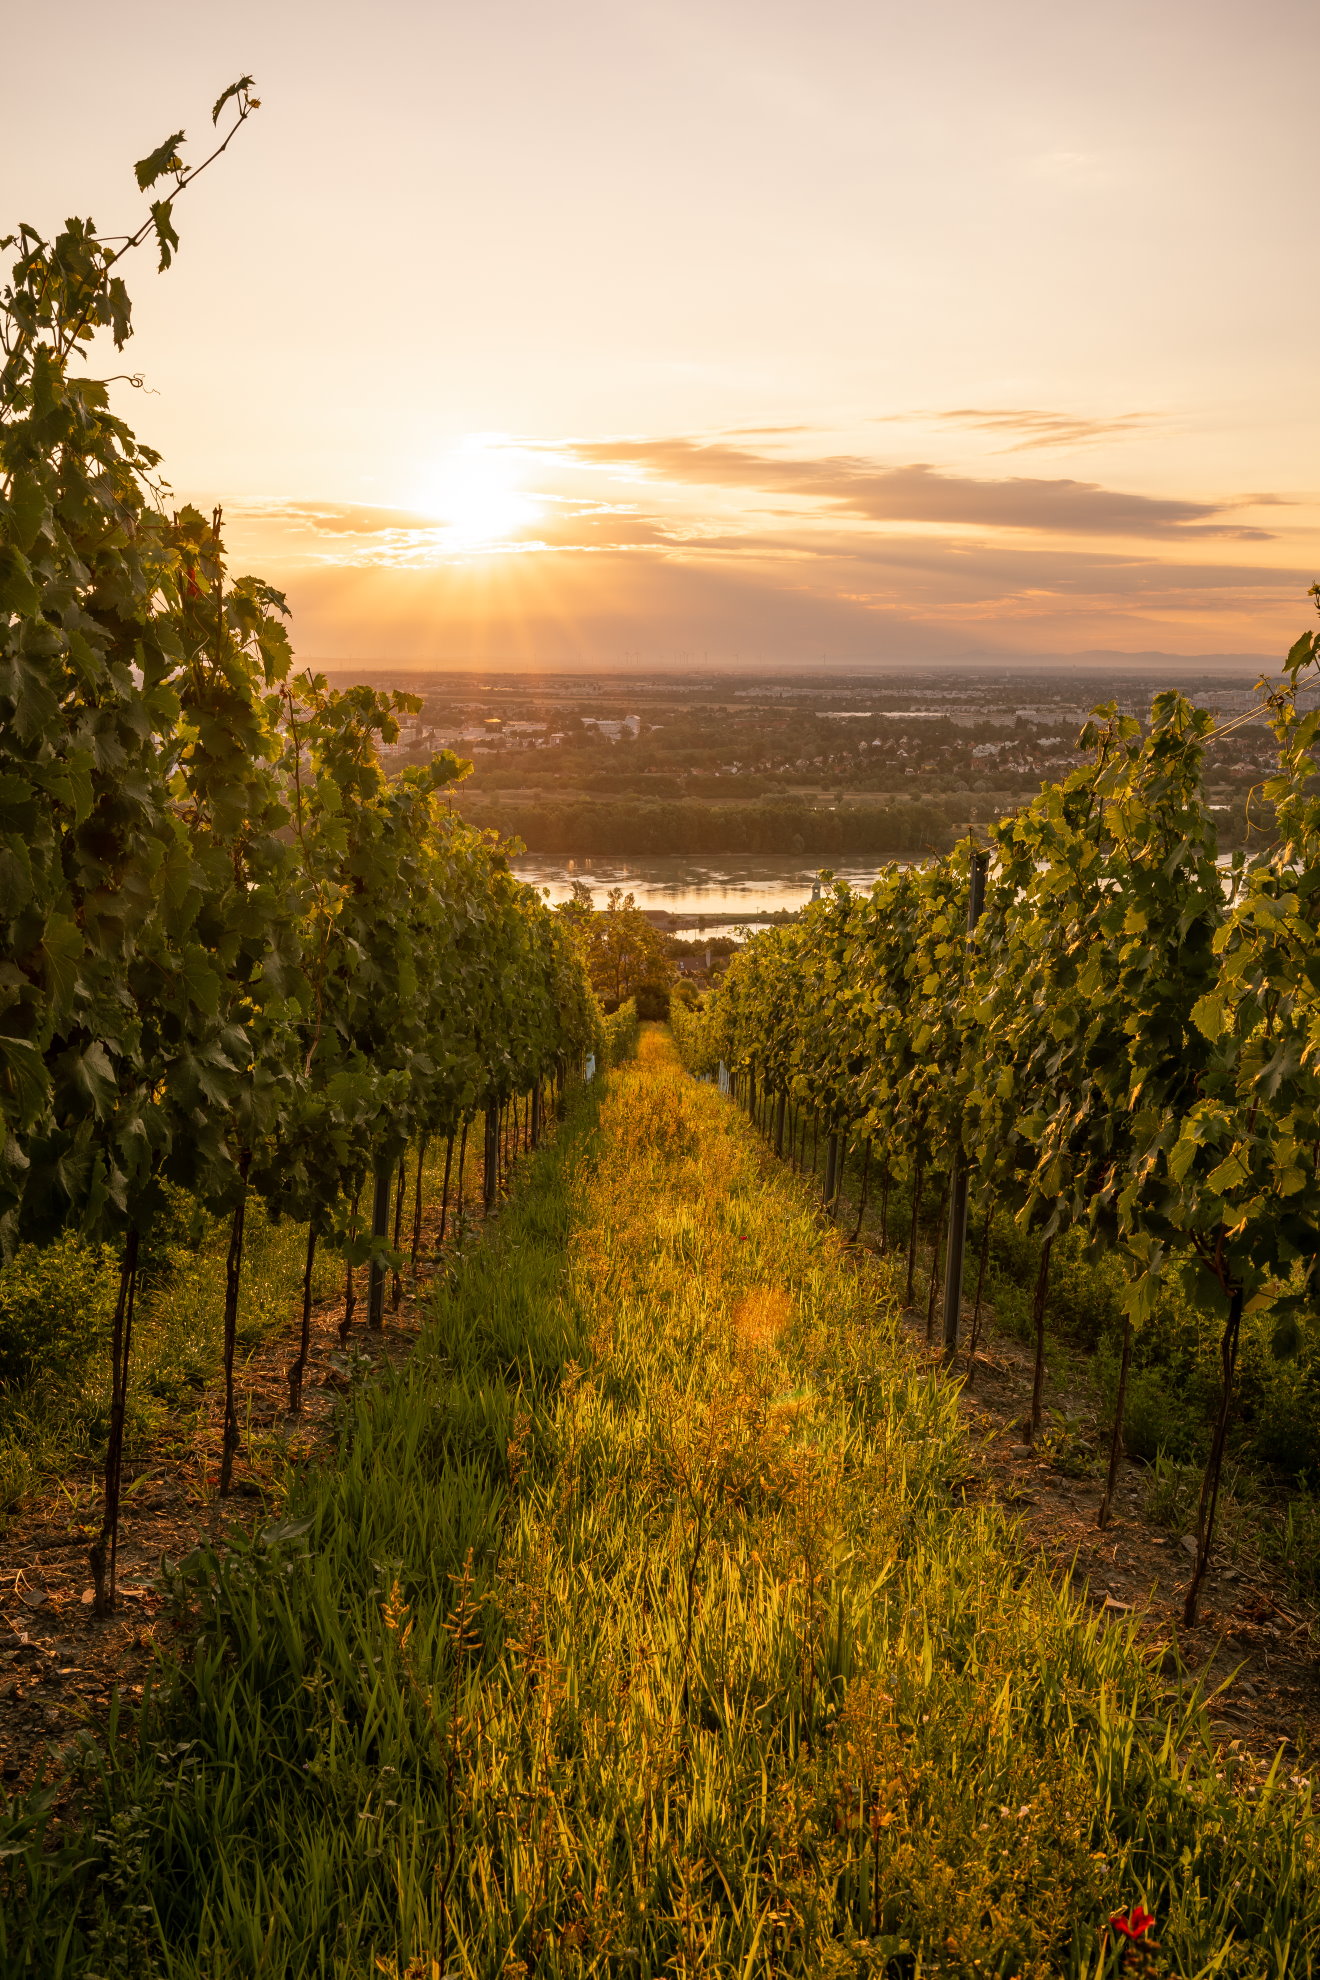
941,849,989,1359
367,1167,392,1329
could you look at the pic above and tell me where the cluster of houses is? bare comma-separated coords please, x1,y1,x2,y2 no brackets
408,713,644,756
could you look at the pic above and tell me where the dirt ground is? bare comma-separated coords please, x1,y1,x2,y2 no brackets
0,1204,466,1801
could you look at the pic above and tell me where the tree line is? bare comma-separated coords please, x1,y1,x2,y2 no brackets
459,793,959,857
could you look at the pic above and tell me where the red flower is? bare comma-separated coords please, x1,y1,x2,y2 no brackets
1110,1905,1157,1942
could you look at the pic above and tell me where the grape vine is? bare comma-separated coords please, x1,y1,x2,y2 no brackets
688,636,1320,1624
0,86,600,1611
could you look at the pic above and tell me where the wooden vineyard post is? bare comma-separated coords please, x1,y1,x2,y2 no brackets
905,1153,924,1306
965,1206,992,1378
89,1228,140,1617
850,1139,872,1242
367,1164,392,1329
411,1134,430,1271
340,1184,363,1345
390,1150,407,1311
941,849,989,1359
436,1132,455,1249
219,1154,252,1494
483,1105,499,1214
926,1179,948,1346
1026,1235,1055,1443
823,1126,841,1214
287,1223,319,1415
1183,1284,1244,1627
455,1117,469,1238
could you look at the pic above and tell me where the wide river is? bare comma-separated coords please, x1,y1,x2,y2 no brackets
510,854,892,920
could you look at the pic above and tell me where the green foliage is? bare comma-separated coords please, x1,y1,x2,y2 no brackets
555,881,675,1007
631,979,671,1020
0,1233,114,1390
1122,1369,1208,1465
702,641,1320,1436
700,642,1320,1624
0,1185,346,1526
1265,1485,1320,1597
0,90,285,1250
601,997,640,1065
0,94,602,1599
669,995,717,1075
0,103,599,1275
459,792,957,857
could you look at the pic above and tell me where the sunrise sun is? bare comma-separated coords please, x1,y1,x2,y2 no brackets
423,436,542,548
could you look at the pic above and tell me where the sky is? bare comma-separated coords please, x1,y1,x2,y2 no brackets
4,0,1318,671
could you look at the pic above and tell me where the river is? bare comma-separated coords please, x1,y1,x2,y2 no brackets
510,853,894,922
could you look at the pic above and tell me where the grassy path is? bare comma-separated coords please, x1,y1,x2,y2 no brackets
6,1029,1316,1976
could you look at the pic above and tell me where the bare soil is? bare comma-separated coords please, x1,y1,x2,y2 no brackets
0,1196,478,1802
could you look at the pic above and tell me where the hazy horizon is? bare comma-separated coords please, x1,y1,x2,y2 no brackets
318,648,1281,681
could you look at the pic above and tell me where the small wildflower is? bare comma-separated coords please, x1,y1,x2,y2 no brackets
1110,1904,1158,1947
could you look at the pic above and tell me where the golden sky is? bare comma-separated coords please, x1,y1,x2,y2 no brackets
5,0,1318,668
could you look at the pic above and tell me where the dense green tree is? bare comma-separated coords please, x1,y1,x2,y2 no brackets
556,882,675,1005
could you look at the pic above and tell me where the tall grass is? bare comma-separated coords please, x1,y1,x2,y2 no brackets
3,1030,1316,1976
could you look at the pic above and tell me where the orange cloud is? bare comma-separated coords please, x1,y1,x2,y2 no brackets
216,428,1314,670
551,436,1276,538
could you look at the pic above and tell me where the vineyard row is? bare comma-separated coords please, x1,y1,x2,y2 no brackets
0,109,604,1613
674,645,1320,1627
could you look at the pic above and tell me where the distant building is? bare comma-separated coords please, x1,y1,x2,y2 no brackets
581,714,641,742
378,721,441,759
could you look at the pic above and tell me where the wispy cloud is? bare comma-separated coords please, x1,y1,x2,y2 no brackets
224,496,686,567
231,500,447,536
219,436,1310,668
881,408,1161,452
552,436,1275,538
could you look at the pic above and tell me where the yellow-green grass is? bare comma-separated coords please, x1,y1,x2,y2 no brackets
3,1030,1315,1976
